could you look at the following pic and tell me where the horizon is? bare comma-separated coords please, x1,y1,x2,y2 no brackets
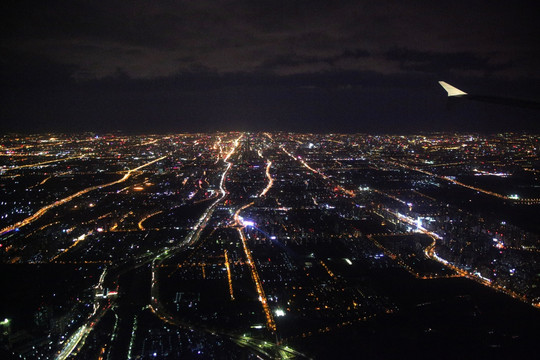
2,129,539,136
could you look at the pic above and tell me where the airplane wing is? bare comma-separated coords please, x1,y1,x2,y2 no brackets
438,81,540,110
438,81,467,97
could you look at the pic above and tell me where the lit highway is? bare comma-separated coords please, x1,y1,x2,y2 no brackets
137,210,163,231
146,135,308,358
387,158,540,204
0,155,168,236
259,160,274,197
279,145,355,197
381,207,540,308
1,155,84,172
224,249,235,300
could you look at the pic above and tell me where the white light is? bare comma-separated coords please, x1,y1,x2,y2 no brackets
274,309,286,317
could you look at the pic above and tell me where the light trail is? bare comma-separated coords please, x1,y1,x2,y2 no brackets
387,158,539,204
55,324,88,360
126,316,138,360
150,134,243,311
28,174,56,189
214,136,223,163
0,155,167,236
259,161,274,197
224,250,235,300
55,267,109,360
233,202,254,225
140,139,158,146
137,210,163,231
279,146,355,197
22,221,60,240
372,188,407,205
473,169,510,177
280,147,323,177
173,136,244,248
366,233,460,280
232,199,276,332
223,135,241,162
40,175,52,185
179,135,243,246
319,260,337,280
1,155,84,172
50,230,93,262
237,227,276,332
146,133,308,358
109,211,134,232
382,208,540,308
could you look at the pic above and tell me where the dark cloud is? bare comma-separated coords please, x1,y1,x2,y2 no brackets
1,1,539,133
2,1,538,78
260,49,370,72
385,48,513,77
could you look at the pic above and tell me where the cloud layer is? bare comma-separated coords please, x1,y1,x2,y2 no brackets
3,1,538,79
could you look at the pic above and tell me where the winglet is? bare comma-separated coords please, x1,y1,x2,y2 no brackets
438,81,467,97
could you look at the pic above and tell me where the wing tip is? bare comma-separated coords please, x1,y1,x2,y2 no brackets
438,81,468,97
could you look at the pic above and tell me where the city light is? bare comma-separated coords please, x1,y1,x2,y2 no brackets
241,219,255,227
1,132,539,359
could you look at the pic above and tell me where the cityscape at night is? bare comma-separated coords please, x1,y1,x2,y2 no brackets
2,1,540,359
1,132,539,359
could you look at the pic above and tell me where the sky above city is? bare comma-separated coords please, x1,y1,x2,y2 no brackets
1,1,539,133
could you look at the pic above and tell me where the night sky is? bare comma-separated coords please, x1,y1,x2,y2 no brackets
1,1,539,134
